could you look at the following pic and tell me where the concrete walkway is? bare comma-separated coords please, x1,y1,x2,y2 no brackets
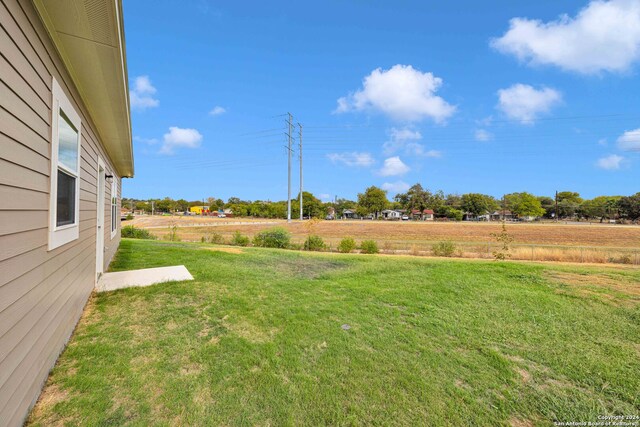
96,265,194,293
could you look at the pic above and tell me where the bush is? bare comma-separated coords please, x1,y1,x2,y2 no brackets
125,213,134,221
360,240,379,254
304,235,326,251
230,231,250,247
432,240,458,257
121,225,156,240
338,237,356,253
253,227,291,248
165,224,181,242
208,232,225,244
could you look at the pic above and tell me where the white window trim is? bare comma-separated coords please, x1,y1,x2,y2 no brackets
48,77,81,251
110,177,118,239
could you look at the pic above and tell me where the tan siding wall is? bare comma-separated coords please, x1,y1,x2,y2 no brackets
0,0,125,425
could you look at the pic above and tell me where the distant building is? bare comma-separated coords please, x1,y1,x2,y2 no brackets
381,209,403,220
489,210,514,221
423,209,435,221
342,209,357,219
189,206,209,215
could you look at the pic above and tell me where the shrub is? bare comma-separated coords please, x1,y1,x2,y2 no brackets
304,235,326,251
121,225,156,240
230,231,250,247
165,224,181,242
490,222,514,260
432,240,458,257
360,240,379,254
338,237,356,253
253,227,291,248
208,232,225,244
125,213,134,221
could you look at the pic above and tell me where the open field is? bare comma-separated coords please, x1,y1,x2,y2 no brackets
129,216,640,265
29,239,640,426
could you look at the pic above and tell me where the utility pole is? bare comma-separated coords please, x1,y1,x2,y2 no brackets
298,123,303,221
151,200,155,216
286,113,293,223
555,190,559,223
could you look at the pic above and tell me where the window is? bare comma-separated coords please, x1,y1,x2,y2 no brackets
111,178,118,238
48,78,81,250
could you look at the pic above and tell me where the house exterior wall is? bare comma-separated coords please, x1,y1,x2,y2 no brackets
0,0,123,425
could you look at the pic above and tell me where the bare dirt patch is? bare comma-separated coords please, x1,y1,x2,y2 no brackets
509,417,534,427
27,384,70,426
201,246,244,254
545,271,640,299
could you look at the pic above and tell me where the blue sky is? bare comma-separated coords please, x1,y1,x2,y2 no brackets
122,0,640,202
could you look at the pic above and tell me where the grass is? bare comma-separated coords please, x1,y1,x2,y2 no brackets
28,239,640,426
132,216,640,265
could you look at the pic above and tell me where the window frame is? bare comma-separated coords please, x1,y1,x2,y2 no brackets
110,177,118,239
48,77,82,251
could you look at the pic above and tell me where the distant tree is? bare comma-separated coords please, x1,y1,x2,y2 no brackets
292,191,325,219
175,199,189,212
557,192,583,219
445,193,462,210
135,201,150,213
505,192,545,218
537,196,555,218
618,192,640,221
155,197,176,213
207,197,225,211
581,196,621,222
436,205,463,221
357,186,389,219
461,193,498,217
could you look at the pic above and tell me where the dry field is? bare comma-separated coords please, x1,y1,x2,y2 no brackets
129,215,640,265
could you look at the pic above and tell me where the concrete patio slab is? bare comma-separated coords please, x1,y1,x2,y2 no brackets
96,265,194,293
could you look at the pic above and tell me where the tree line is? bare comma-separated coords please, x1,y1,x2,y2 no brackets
122,185,640,222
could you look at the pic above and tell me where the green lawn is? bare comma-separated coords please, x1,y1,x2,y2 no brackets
29,239,640,426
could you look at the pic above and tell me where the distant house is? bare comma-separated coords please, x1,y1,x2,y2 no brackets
423,209,435,221
342,209,357,219
382,209,403,220
489,210,514,221
189,206,209,215
0,1,132,424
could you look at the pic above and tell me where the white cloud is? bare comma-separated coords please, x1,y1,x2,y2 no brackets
130,75,159,110
475,129,493,141
133,136,158,145
596,154,625,170
383,127,422,155
383,127,442,157
327,152,375,167
379,156,410,177
617,128,640,151
209,106,227,116
318,193,332,202
491,0,640,74
382,181,410,194
422,149,442,158
497,84,562,124
160,127,203,155
334,64,456,122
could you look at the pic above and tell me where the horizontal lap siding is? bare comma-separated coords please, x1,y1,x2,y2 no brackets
0,0,125,425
